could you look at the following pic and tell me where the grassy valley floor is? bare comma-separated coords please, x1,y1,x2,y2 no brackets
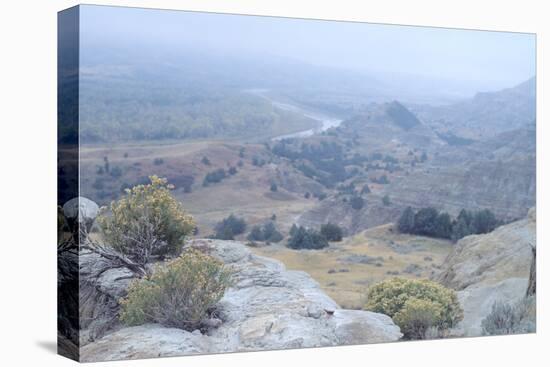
251,224,453,309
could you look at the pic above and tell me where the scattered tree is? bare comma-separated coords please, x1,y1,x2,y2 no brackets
398,207,415,233
110,166,123,178
213,214,246,240
471,209,500,234
287,226,328,250
350,196,365,210
315,192,327,201
451,209,472,241
103,156,110,173
434,212,452,238
247,226,263,242
372,175,389,184
252,156,266,167
289,223,299,237
203,168,227,186
320,223,344,242
247,221,283,243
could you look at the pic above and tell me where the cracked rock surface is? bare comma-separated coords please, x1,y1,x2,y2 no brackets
81,239,402,362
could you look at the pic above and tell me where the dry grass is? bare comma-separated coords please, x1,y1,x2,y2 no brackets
79,141,317,236
251,224,453,309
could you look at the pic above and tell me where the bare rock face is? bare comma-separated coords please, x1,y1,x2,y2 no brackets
80,324,215,361
79,251,136,345
436,208,535,336
453,278,528,337
81,239,401,362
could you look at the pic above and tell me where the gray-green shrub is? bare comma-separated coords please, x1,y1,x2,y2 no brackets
481,297,536,335
120,249,231,331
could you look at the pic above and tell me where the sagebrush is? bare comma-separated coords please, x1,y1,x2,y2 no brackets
481,296,535,335
120,249,232,331
98,175,196,265
364,278,463,339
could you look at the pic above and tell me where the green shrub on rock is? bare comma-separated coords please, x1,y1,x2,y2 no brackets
394,298,444,340
98,176,196,265
364,278,463,339
120,249,232,331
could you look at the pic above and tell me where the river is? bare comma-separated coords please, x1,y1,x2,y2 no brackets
246,89,343,141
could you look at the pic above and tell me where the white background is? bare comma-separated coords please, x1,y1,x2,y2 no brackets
0,0,547,365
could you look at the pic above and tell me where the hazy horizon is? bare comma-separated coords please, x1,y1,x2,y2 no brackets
79,4,535,96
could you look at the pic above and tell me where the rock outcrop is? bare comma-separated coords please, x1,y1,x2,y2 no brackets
436,208,535,336
62,196,100,232
58,196,101,360
79,251,136,345
81,239,402,362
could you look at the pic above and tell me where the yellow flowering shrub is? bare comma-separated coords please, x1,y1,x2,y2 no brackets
98,176,195,265
364,278,463,339
120,249,232,330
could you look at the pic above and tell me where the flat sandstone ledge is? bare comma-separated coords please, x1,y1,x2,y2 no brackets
81,239,402,362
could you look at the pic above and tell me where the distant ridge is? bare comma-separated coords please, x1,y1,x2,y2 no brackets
415,76,536,139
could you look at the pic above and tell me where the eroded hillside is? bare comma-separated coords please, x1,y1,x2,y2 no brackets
296,86,535,234
436,208,536,336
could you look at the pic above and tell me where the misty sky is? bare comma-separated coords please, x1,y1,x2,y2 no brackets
80,5,536,92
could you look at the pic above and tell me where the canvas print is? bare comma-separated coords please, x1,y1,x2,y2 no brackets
57,5,536,362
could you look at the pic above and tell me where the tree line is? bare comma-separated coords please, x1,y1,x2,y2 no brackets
397,206,503,241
